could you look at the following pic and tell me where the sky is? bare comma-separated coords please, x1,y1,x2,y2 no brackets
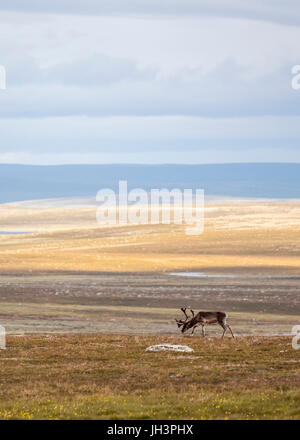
0,0,300,164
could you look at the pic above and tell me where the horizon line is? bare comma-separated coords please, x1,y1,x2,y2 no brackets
0,162,300,167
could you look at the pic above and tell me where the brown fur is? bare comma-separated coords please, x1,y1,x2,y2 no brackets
176,308,234,338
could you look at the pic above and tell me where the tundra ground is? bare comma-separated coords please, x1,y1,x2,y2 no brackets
0,335,299,420
0,199,299,419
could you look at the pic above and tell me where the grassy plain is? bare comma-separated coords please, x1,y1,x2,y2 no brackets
0,198,299,419
0,199,300,273
0,335,299,420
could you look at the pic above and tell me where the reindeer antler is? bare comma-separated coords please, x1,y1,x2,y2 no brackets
181,307,195,319
175,307,190,329
180,307,189,320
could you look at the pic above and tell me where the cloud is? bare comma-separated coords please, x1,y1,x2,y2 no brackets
0,5,299,164
1,52,155,87
0,59,298,118
0,1,300,27
1,114,300,153
45,54,156,86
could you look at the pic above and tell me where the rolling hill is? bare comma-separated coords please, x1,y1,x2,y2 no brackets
1,163,300,203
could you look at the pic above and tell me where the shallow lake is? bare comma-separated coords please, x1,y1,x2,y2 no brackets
169,272,300,280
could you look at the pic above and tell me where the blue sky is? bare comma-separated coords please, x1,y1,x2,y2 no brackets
0,0,300,164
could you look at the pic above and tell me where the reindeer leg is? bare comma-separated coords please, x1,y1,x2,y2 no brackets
190,326,196,336
201,325,205,337
227,324,235,338
220,322,227,338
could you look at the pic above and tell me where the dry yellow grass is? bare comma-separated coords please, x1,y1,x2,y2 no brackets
0,200,300,273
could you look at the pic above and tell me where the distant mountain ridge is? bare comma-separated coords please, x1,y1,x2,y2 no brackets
0,163,300,204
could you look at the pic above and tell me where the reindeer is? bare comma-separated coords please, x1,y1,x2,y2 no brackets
175,307,234,338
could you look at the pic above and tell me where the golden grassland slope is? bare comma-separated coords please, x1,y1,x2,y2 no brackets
0,200,300,273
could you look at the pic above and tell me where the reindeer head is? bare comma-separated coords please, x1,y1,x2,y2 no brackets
181,319,195,333
175,307,195,333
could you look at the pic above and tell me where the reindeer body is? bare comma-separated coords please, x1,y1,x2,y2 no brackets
176,308,234,338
